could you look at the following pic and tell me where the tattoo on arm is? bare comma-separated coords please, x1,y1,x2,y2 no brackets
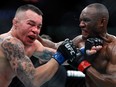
33,49,54,64
1,38,35,87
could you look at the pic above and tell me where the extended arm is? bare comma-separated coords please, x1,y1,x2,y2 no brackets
37,35,62,49
1,37,59,87
2,37,80,87
86,66,116,87
33,45,56,65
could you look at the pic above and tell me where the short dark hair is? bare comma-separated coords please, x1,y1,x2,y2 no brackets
15,4,43,16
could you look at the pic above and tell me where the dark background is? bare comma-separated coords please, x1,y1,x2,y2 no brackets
0,0,116,42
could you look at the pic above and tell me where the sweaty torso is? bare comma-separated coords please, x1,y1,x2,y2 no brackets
0,33,38,87
86,42,109,87
73,34,116,87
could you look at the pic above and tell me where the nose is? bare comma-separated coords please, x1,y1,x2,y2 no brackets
79,21,85,28
32,26,40,35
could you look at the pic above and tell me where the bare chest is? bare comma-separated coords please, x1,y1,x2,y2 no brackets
92,47,108,73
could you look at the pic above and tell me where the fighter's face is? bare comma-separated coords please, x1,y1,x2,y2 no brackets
15,10,42,46
79,7,99,39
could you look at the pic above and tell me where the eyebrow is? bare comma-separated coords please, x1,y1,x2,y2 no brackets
28,20,42,28
28,20,42,25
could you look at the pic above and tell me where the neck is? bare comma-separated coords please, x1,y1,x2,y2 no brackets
8,27,17,37
99,33,111,42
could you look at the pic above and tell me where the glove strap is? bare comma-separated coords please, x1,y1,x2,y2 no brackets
80,47,85,54
52,52,65,65
78,60,91,72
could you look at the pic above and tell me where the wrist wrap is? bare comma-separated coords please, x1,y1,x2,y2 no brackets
80,47,85,54
78,60,91,72
52,52,65,65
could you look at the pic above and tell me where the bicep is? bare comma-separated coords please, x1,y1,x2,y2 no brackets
33,47,55,64
106,44,116,74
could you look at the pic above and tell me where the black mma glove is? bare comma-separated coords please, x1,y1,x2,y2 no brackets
85,37,103,51
68,37,103,73
67,48,90,73
52,38,77,65
85,37,103,62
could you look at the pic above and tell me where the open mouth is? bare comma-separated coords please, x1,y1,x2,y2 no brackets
28,35,36,41
81,29,90,39
82,29,89,35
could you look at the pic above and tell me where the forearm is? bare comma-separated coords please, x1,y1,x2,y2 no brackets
86,66,116,87
37,35,56,49
42,39,56,49
34,58,59,86
42,39,63,49
37,35,62,49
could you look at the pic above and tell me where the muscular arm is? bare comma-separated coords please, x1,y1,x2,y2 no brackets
37,35,63,49
1,37,59,87
72,35,85,48
86,66,116,87
86,42,116,87
72,35,116,87
33,48,55,65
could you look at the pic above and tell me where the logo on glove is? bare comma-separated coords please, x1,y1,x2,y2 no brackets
65,43,75,55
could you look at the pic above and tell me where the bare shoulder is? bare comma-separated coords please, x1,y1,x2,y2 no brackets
1,36,24,48
106,34,116,46
105,35,116,60
0,33,23,45
34,39,44,51
1,36,25,60
73,35,82,41
72,35,84,47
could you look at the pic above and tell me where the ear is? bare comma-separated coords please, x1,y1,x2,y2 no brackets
100,17,106,27
12,18,18,26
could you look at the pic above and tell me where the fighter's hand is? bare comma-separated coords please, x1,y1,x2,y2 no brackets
52,38,77,65
86,45,102,55
67,47,89,73
85,37,103,62
68,37,103,73
85,37,103,54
